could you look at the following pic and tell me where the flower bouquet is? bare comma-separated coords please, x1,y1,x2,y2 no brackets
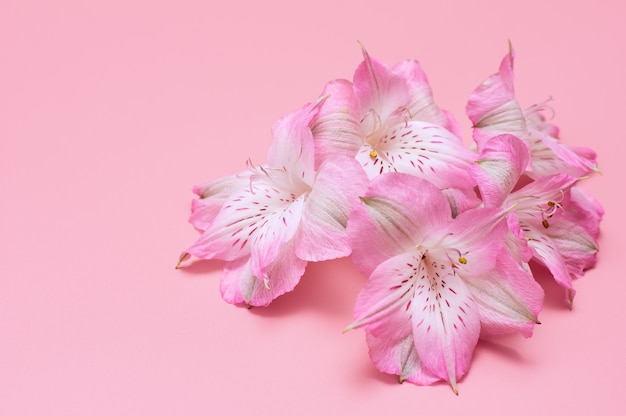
177,43,603,393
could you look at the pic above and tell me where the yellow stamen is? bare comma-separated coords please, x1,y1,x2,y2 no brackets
542,219,549,229
369,150,378,158
458,257,467,265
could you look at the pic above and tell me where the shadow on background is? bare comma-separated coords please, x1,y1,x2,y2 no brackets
249,257,368,318
530,261,572,312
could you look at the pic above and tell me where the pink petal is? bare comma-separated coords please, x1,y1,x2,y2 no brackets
524,106,599,177
248,193,306,280
220,240,307,307
471,134,529,207
311,79,363,168
392,59,461,136
540,207,600,278
347,173,452,276
410,255,480,393
365,332,440,385
567,186,604,239
507,174,579,213
266,110,316,187
436,207,510,277
441,187,482,218
355,121,476,188
508,174,581,295
528,129,599,178
505,212,534,265
466,47,528,150
220,257,250,305
523,222,575,292
295,156,368,261
353,48,409,124
464,249,543,338
348,252,423,340
189,172,253,231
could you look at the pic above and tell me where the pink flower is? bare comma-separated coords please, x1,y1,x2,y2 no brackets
466,44,599,178
346,173,543,392
179,103,368,306
312,46,476,189
471,134,603,305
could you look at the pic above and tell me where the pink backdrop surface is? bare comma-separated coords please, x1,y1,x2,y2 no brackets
2,1,625,414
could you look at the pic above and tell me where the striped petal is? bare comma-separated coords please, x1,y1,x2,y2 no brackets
348,173,452,276
189,171,253,231
467,46,528,150
471,134,529,207
355,121,476,188
311,79,363,167
410,253,480,394
353,47,409,126
365,331,439,385
392,59,462,136
220,239,307,307
184,176,305,263
295,156,368,262
464,249,543,338
527,127,600,178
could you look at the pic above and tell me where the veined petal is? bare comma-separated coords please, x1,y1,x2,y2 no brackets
568,186,604,239
522,221,574,292
467,47,528,150
528,129,599,178
189,171,253,231
347,252,424,340
510,175,582,296
355,121,476,188
471,134,529,207
392,59,461,135
185,176,305,262
267,104,316,187
311,79,363,167
250,238,307,306
249,193,306,280
505,212,534,266
220,257,251,305
524,106,599,178
410,253,480,393
464,249,543,338
295,156,368,261
539,209,599,277
220,240,307,307
353,47,409,124
435,207,510,277
365,331,440,385
347,173,452,276
506,173,578,213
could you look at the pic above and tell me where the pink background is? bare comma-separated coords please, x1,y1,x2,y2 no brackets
2,1,625,414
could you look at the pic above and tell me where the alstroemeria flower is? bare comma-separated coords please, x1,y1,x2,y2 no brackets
178,103,368,306
508,177,601,304
311,47,476,190
467,45,599,178
471,134,602,304
346,173,543,393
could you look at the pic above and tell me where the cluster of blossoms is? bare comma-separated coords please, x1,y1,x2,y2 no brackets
178,44,603,393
